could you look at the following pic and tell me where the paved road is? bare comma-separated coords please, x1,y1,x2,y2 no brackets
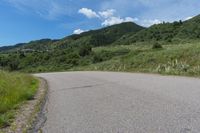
35,72,200,133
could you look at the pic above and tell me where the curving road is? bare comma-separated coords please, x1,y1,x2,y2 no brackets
35,72,200,133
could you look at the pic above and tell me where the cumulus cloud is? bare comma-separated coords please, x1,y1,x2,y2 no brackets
141,19,162,27
125,17,139,22
79,8,138,26
184,16,193,21
102,16,137,26
78,8,99,18
73,29,85,34
99,9,116,18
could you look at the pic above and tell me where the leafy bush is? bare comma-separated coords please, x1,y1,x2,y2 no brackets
79,44,92,57
152,42,163,49
92,50,112,63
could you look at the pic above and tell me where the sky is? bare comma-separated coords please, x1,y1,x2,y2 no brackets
1,0,200,46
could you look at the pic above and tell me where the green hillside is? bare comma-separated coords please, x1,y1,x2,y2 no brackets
115,15,200,45
0,15,200,75
0,22,144,53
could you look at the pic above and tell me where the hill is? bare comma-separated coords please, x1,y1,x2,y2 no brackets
0,22,144,52
55,22,144,48
115,15,200,45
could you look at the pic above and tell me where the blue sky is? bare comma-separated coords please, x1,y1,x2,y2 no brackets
1,0,200,46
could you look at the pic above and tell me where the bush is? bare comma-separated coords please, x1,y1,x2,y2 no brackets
93,53,103,63
152,42,163,49
92,50,112,63
79,45,92,57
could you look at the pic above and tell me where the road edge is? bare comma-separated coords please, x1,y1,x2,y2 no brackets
0,77,48,133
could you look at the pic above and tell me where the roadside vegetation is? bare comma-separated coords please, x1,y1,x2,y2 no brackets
72,41,200,76
0,71,38,128
1,40,200,77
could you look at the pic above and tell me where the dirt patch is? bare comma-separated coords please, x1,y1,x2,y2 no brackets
0,78,48,133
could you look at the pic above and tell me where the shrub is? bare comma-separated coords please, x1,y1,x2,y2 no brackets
152,42,163,49
93,53,103,63
79,44,92,57
92,50,113,63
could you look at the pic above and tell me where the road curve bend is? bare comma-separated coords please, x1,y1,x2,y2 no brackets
35,72,200,133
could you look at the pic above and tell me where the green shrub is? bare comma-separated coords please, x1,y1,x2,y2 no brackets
152,42,163,49
79,45,92,57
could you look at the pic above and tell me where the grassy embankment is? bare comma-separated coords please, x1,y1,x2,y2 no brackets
72,41,200,76
0,71,38,128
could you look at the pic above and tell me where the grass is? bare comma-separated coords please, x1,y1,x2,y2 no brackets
0,71,39,128
72,41,200,76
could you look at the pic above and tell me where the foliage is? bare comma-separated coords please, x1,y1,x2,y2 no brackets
152,42,163,49
79,44,92,57
71,41,200,76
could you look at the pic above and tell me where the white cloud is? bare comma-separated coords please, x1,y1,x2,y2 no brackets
141,19,162,27
78,8,139,26
78,8,99,18
102,17,123,26
125,17,139,22
78,7,163,27
99,9,116,18
73,29,85,34
184,16,193,21
102,16,137,26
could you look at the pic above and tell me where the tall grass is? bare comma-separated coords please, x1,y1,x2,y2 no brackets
73,41,200,76
0,71,38,128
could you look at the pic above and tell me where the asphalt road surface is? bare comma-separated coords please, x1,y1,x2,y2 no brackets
35,72,200,133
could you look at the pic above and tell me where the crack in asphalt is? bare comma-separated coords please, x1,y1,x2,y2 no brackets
50,83,107,93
